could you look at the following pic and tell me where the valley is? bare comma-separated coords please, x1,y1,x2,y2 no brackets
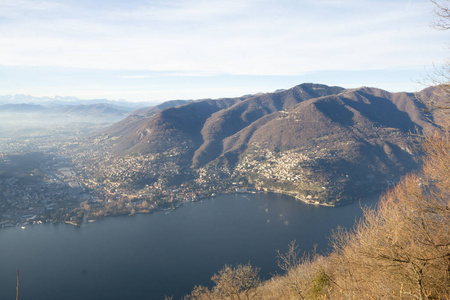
0,83,441,228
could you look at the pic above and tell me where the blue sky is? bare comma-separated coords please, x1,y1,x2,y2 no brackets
0,0,448,103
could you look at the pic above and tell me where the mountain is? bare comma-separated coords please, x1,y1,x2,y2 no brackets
103,100,193,138
0,94,155,108
0,103,47,113
105,83,344,158
104,96,250,154
0,102,134,117
54,103,130,117
94,83,440,204
0,103,136,133
191,84,345,167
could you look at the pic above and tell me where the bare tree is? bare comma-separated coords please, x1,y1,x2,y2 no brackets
274,241,329,299
186,263,260,300
276,240,302,272
423,0,450,114
431,0,450,30
211,264,261,300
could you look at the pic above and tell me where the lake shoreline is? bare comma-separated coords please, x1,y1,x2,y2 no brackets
7,188,384,230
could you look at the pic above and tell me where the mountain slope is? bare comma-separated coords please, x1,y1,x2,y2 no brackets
105,84,344,159
107,97,247,155
94,83,440,204
191,83,344,167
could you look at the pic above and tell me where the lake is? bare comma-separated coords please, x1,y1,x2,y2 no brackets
0,192,379,300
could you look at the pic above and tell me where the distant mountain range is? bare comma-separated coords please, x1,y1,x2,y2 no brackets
0,102,133,125
0,94,154,108
0,95,195,126
96,83,441,204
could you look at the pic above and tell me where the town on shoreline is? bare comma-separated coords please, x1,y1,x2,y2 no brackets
0,126,387,229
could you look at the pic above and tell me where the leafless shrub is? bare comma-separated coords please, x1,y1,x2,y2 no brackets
186,263,260,300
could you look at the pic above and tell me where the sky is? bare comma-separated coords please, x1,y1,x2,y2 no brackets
0,0,448,103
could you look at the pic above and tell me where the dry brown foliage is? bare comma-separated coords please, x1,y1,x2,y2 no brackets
326,121,450,300
258,253,330,300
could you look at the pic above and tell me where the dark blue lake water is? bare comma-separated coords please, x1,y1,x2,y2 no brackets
0,192,379,300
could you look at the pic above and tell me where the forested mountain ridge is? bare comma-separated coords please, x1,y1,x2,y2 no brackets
104,84,344,157
89,83,440,205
